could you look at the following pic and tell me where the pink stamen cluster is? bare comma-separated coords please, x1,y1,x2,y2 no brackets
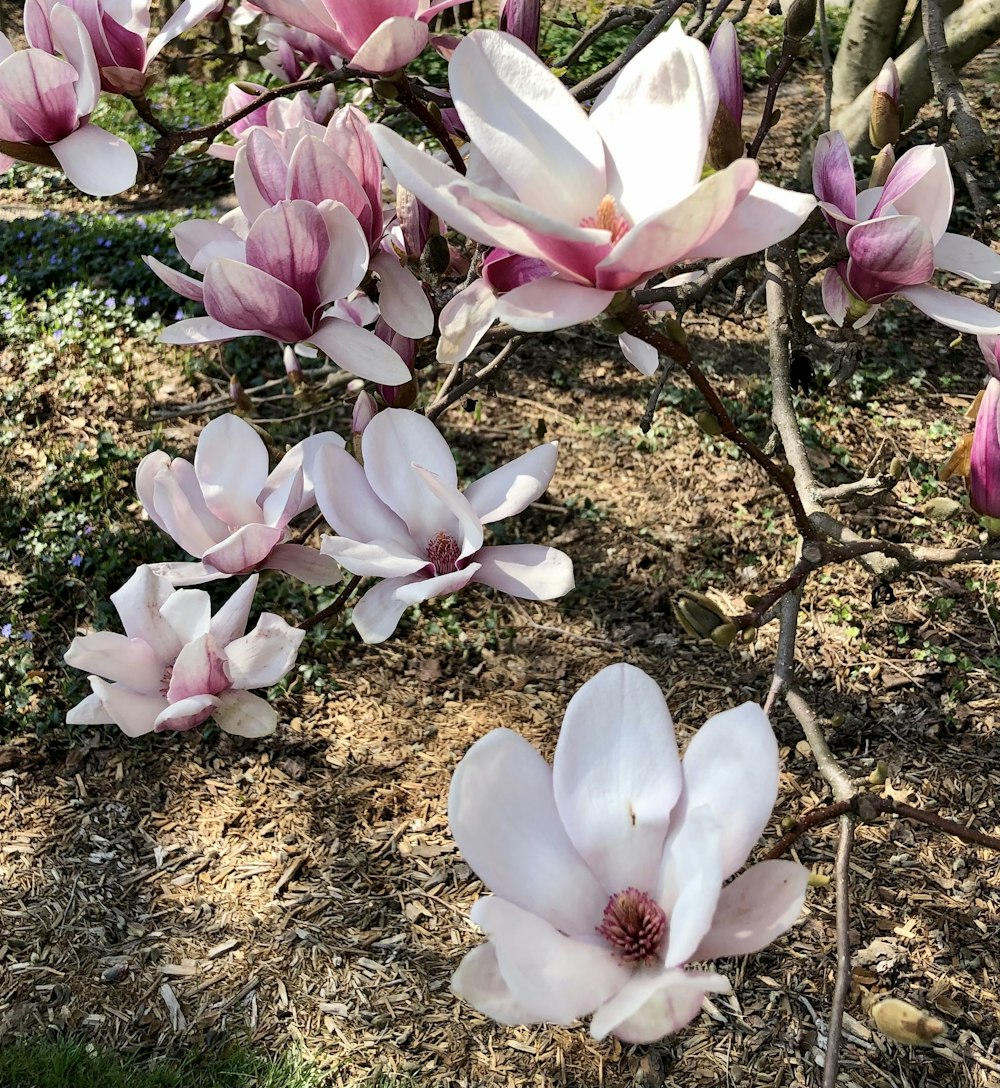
596,887,668,966
426,531,462,574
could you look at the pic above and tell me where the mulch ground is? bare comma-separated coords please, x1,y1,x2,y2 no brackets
3,34,1000,1088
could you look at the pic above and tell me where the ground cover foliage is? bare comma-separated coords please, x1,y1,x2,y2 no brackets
1,1,1000,1087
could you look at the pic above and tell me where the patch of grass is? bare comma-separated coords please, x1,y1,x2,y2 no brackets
0,1038,329,1088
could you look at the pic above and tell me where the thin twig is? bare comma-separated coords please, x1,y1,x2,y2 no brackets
425,337,524,422
763,586,802,715
297,575,362,631
823,816,854,1088
395,75,466,175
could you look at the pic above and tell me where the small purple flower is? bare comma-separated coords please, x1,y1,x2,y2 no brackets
70,553,83,567
21,631,34,643
1,623,12,638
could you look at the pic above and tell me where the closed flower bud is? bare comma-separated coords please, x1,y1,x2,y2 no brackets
783,0,816,45
871,998,945,1046
709,623,738,647
283,345,303,385
396,184,431,261
352,390,378,436
499,0,540,54
673,591,731,640
970,378,1000,517
228,375,252,411
869,144,896,189
869,59,901,149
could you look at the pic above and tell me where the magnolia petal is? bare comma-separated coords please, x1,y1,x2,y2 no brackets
203,258,312,342
464,442,558,523
845,215,935,296
821,265,850,326
224,612,304,689
448,728,608,935
708,20,743,128
436,280,499,365
110,565,181,658
66,690,114,726
0,50,78,142
51,123,138,197
209,575,259,647
592,21,716,219
168,633,227,701
683,181,817,262
618,331,660,375
320,536,426,578
694,859,810,961
677,702,779,878
159,315,262,345
933,232,1000,284
899,284,1000,335
659,805,723,967
553,663,681,895
312,444,412,547
146,0,220,63
590,967,730,1044
348,16,428,73
201,524,287,575
148,456,231,558
262,543,343,584
812,130,857,231
316,200,371,305
213,689,278,737
147,560,232,586
160,587,212,645
89,676,165,737
451,944,546,1025
245,200,330,313
371,250,434,338
306,318,412,384
173,218,245,272
142,255,205,303
194,414,270,527
472,544,574,600
64,632,164,694
348,575,420,643
450,30,606,222
154,693,219,732
470,896,629,1025
260,430,346,521
874,143,953,244
493,278,615,331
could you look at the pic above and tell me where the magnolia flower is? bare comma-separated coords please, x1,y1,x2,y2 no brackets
448,663,809,1042
0,7,136,195
65,567,304,737
136,413,344,586
209,82,338,160
813,131,1000,334
314,408,574,642
372,25,815,334
145,199,412,384
971,377,1000,518
231,109,433,340
250,0,466,74
24,0,220,94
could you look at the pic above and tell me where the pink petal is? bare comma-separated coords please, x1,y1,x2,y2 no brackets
464,442,558,523
448,727,609,935
88,677,165,737
142,255,205,303
50,4,100,115
370,250,434,338
451,944,546,1025
592,21,716,220
245,200,331,314
708,19,743,127
146,561,232,587
194,414,270,527
154,693,219,732
348,16,428,73
287,134,369,224
143,455,230,557
64,631,164,693
51,123,138,197
470,896,629,1025
146,0,220,63
168,633,228,700
694,859,810,960
261,542,343,584
493,278,615,330
970,376,1000,517
306,318,411,384
202,524,287,575
553,663,681,894
159,316,259,345
320,535,428,577
324,104,382,221
238,126,289,216
471,544,574,600
213,689,278,737
812,130,856,232
845,215,935,299
436,279,499,365
450,30,606,222
260,430,346,522
348,574,421,642
590,968,730,1043
0,49,78,142
66,691,113,726
203,258,312,343
224,612,305,689
874,144,953,244
821,264,851,326
898,284,1000,335
682,180,816,262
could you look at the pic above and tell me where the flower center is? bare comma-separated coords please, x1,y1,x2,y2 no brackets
160,665,173,697
580,195,630,244
426,531,461,575
596,887,667,966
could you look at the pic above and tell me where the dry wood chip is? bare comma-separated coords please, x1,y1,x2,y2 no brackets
206,940,238,960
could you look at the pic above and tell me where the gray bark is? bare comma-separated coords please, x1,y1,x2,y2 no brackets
830,0,1000,154
830,0,908,112
896,0,963,55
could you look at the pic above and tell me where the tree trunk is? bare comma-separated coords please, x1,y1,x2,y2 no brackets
830,0,908,112
896,0,963,55
830,0,1000,154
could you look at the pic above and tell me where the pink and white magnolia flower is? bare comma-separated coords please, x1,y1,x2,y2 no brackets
372,25,815,334
249,0,466,74
65,567,304,738
448,663,809,1043
813,131,1000,334
314,408,574,642
209,81,338,160
970,377,1000,518
24,0,220,94
0,6,136,195
136,413,344,586
145,199,412,384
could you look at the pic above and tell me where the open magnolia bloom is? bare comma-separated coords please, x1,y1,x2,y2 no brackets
372,24,815,334
813,131,1000,334
145,198,412,384
448,663,809,1043
0,6,137,195
136,413,343,586
250,0,465,74
314,408,574,642
65,568,304,738
24,0,220,94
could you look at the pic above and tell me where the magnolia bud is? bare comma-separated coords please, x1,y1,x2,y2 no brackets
283,345,303,385
396,185,431,262
423,234,451,275
673,591,731,641
228,374,252,411
923,497,961,521
352,390,378,436
695,410,724,437
869,58,901,149
373,79,400,101
783,0,816,46
740,626,758,644
871,999,945,1046
709,623,738,647
869,144,896,187
970,378,1000,517
938,434,972,482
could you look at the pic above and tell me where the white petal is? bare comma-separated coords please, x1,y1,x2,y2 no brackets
51,124,137,197
451,943,546,1025
224,612,305,689
464,442,558,523
88,677,165,738
472,544,574,600
590,967,730,1043
659,805,723,967
899,284,1000,335
209,574,259,646
160,587,213,645
194,414,270,527
110,565,181,658
618,332,660,376
436,279,499,365
371,250,434,337
213,689,278,737
261,543,343,584
64,632,163,693
933,232,1000,284
493,278,614,331
306,318,412,384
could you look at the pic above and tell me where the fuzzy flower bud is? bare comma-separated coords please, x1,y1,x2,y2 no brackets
396,184,432,261
783,0,816,51
868,144,896,189
229,374,253,411
869,58,901,149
